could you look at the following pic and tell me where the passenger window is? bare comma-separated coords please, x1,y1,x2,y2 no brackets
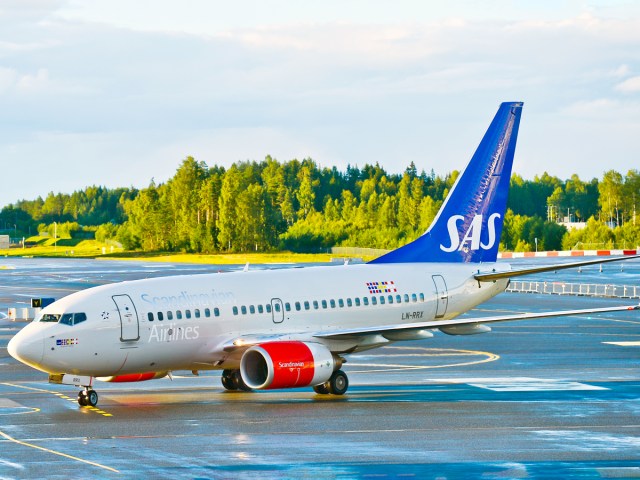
322,300,327,309
167,311,174,320
285,303,291,312
387,295,393,304
338,299,344,308
233,306,238,315
258,305,264,314
241,306,247,315
419,293,425,302
346,298,352,307
295,302,301,311
176,310,183,320
266,304,272,313
205,308,211,318
411,293,417,303
404,294,409,303
59,313,73,325
363,297,369,306
249,305,255,314
195,309,201,318
148,312,154,321
330,299,336,308
74,313,87,325
214,308,220,317
313,300,319,310
158,312,164,321
274,303,281,313
186,310,192,319
371,297,377,305
355,298,361,307
304,301,310,310
396,295,402,303
380,296,385,305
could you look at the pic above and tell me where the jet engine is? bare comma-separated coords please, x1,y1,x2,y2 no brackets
240,341,337,390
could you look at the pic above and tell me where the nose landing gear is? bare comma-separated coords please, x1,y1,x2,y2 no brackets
78,388,99,407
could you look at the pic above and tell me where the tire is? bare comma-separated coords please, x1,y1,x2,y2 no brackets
313,382,331,394
221,370,236,391
77,391,87,406
233,370,253,392
87,390,99,407
328,370,349,395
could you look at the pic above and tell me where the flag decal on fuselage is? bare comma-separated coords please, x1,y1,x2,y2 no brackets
366,281,397,294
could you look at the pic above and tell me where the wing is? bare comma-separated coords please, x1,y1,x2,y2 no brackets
313,302,639,339
222,302,639,350
475,254,640,282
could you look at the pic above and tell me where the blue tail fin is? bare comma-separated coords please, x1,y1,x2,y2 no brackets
370,101,523,264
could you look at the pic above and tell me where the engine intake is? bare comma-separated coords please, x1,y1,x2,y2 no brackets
240,341,336,390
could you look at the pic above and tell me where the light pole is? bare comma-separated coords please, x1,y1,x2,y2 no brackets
54,221,57,252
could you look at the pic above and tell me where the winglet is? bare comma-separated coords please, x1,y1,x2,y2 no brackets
370,102,523,264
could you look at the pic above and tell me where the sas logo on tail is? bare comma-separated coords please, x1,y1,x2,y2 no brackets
440,213,500,253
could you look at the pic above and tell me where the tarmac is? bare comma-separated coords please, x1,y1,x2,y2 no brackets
0,257,639,479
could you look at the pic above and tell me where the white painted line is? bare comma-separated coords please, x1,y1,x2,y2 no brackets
443,377,608,392
603,341,640,346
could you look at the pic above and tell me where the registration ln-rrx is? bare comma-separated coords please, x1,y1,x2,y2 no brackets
8,102,639,407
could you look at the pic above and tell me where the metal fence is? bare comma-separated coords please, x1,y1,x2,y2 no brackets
506,280,640,299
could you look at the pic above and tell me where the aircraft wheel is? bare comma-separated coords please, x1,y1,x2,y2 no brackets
77,391,87,406
221,370,236,391
328,370,348,395
232,370,253,392
86,390,99,407
313,382,331,394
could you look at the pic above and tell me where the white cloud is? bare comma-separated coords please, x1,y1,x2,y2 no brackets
615,76,640,93
611,64,630,77
15,68,50,92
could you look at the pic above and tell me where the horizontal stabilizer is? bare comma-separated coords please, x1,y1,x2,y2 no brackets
475,254,640,282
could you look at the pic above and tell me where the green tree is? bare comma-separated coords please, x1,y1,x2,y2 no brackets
218,165,242,251
296,165,318,219
598,170,624,226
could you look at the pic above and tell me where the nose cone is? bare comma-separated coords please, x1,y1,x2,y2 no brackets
8,326,44,369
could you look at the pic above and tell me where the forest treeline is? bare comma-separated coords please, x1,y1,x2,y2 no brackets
2,156,639,253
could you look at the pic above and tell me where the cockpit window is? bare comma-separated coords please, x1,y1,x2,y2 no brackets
41,313,61,323
58,313,88,326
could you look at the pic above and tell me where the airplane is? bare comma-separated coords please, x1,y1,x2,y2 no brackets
8,101,639,408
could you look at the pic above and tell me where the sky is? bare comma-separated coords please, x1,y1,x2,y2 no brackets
1,0,640,207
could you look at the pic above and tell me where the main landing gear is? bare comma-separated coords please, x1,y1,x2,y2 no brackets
77,388,99,407
313,370,349,395
221,369,253,392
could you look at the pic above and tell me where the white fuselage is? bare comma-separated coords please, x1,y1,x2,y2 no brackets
10,262,510,377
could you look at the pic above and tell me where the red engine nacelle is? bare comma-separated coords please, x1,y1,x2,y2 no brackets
240,341,336,390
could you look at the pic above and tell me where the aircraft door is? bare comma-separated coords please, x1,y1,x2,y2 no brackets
432,275,448,319
271,298,284,324
112,294,140,341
